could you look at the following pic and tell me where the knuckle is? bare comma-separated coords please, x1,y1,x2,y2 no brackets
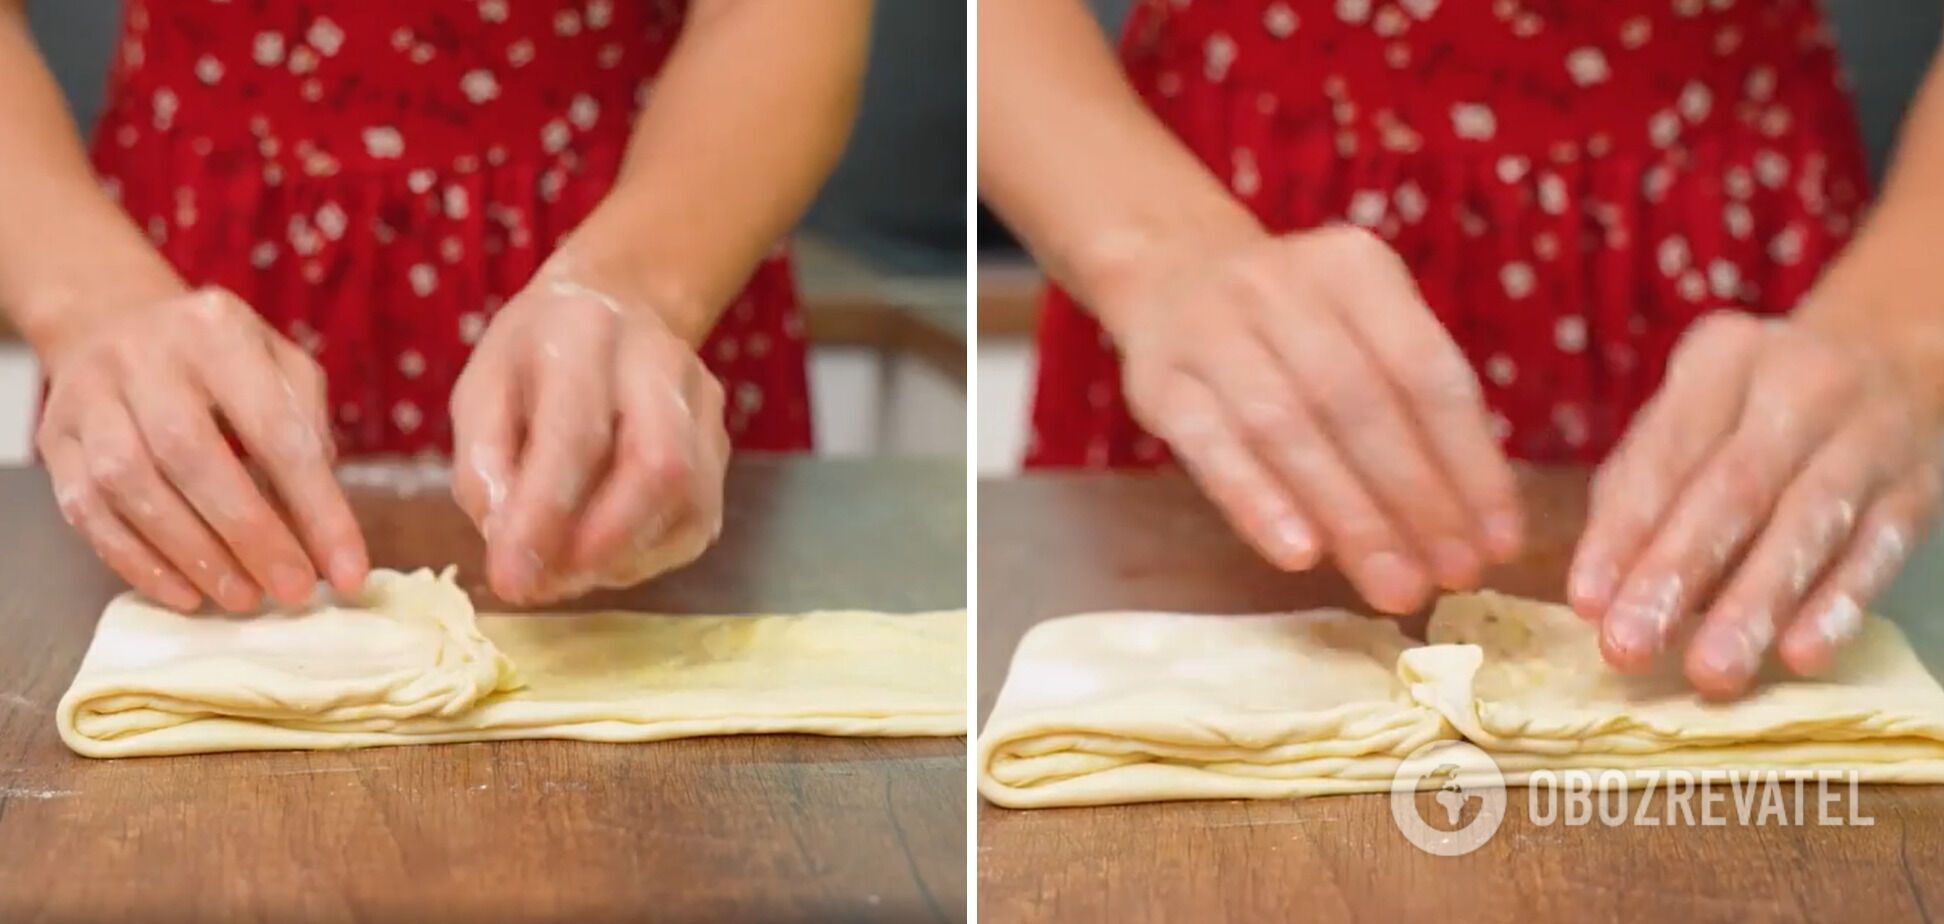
1309,376,1381,428
1232,397,1304,445
146,425,203,473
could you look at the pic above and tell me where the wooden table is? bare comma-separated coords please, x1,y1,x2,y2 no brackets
979,469,1944,923
0,458,967,923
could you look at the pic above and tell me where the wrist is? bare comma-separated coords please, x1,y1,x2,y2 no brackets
1798,243,1944,429
538,210,716,347
1060,201,1264,342
16,267,188,369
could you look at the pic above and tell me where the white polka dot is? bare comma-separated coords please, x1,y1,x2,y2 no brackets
1537,173,1568,215
554,10,583,36
1620,16,1652,49
1451,102,1496,140
1707,259,1740,299
508,40,536,67
1496,155,1528,184
1678,269,1707,301
409,263,438,297
1746,67,1777,101
478,0,508,23
597,44,625,68
1678,82,1712,122
364,126,404,159
1553,404,1589,447
569,95,601,131
1231,148,1260,196
1555,315,1588,353
1394,181,1427,223
1565,47,1609,86
1373,7,1408,37
195,55,224,84
1500,261,1536,299
1724,202,1753,240
398,350,426,379
307,17,343,56
1769,224,1806,266
1648,110,1680,148
444,185,470,219
392,401,423,434
254,32,285,66
250,241,278,269
315,202,347,241
461,69,500,104
288,46,318,75
1485,354,1517,386
1264,3,1299,37
1657,235,1690,277
1348,190,1387,227
1336,0,1371,24
540,119,571,154
1755,150,1789,189
458,312,486,344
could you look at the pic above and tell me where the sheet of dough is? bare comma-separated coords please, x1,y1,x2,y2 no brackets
1403,591,1944,782
59,568,966,757
977,609,1455,807
979,592,1944,808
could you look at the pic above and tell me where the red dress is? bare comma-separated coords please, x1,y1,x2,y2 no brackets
1028,0,1870,467
95,0,813,456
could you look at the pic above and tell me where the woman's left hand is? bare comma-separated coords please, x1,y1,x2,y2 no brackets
1568,310,1940,697
449,276,729,605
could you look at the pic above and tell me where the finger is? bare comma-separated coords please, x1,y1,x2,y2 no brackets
44,437,202,611
1599,342,1855,672
451,346,524,540
1139,371,1326,577
122,373,311,607
246,335,368,593
1682,427,1887,697
493,349,615,602
76,399,266,612
1307,228,1524,560
568,355,699,574
1779,464,1938,676
1250,297,1484,590
1570,312,1764,617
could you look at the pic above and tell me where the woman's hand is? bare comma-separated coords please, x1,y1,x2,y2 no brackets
36,287,368,612
1093,224,1525,614
450,277,728,606
1569,311,1941,697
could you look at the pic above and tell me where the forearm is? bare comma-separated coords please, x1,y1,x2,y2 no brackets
545,0,871,345
978,0,1258,317
1802,39,1944,423
0,5,183,361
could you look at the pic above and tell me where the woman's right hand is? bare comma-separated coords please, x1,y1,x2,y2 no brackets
35,286,368,612
1093,224,1524,613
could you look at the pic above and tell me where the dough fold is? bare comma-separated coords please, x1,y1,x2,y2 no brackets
60,568,966,757
979,591,1944,808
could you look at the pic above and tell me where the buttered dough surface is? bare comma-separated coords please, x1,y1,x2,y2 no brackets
59,569,966,758
979,592,1944,808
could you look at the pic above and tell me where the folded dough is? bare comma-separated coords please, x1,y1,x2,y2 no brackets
979,592,1944,808
60,568,966,757
977,609,1453,807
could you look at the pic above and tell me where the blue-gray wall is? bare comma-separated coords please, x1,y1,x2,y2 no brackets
25,1,966,274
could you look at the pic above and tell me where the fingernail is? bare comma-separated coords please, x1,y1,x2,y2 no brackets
1812,594,1865,648
1430,538,1482,588
1569,560,1618,610
1604,577,1681,661
329,549,368,592
1272,518,1317,569
160,582,201,612
1360,551,1428,613
1697,616,1771,679
1483,511,1523,559
502,548,542,598
215,574,258,612
270,564,312,602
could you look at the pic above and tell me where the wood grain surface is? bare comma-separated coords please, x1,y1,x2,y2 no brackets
978,469,1944,924
0,458,967,924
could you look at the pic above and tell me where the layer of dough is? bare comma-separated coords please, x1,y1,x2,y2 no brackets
60,569,966,757
978,609,1453,807
979,592,1944,808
